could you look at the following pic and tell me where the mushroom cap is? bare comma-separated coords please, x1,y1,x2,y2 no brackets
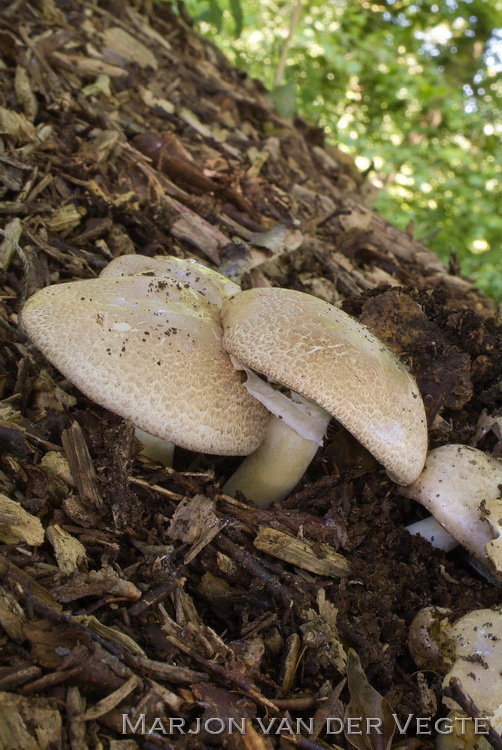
221,287,427,485
407,606,454,672
21,274,268,455
400,444,502,574
99,254,240,307
443,608,502,725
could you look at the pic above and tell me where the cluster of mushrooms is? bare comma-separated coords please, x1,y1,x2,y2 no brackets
21,254,502,739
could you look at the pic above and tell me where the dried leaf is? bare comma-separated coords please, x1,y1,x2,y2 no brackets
138,85,175,115
39,452,75,486
51,564,141,603
300,590,347,674
50,51,127,79
344,649,396,750
44,203,83,232
168,494,226,562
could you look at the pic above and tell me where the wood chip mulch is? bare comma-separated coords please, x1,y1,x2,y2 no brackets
0,1,501,748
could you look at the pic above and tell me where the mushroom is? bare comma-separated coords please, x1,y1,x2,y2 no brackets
21,270,269,457
407,605,454,672
405,516,459,553
98,254,241,463
99,254,240,306
399,445,502,579
442,608,502,741
408,606,502,746
220,287,428,507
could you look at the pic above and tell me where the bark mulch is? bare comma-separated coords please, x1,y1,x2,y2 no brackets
0,1,501,748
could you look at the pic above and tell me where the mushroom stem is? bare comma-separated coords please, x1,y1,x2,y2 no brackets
406,516,458,552
135,427,174,468
223,414,328,507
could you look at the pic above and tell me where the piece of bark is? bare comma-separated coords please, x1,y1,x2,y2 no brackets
0,493,44,546
61,422,104,512
254,527,351,578
46,524,87,574
0,692,62,750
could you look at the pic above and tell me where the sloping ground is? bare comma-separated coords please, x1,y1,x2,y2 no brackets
0,1,501,748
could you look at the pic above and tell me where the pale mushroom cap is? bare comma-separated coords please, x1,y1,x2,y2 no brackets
443,608,502,722
221,288,427,485
21,275,268,455
400,445,502,573
100,255,240,307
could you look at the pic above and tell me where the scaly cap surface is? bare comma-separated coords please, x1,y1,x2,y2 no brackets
22,275,268,455
100,254,240,306
221,287,427,484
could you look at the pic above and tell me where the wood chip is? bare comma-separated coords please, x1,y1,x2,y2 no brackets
167,494,226,563
0,584,26,641
51,564,141,603
61,422,104,512
0,692,62,750
0,493,44,546
45,524,86,574
254,527,351,578
81,674,142,721
102,27,158,70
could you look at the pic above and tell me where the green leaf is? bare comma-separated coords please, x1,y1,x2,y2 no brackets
206,0,223,32
228,0,243,37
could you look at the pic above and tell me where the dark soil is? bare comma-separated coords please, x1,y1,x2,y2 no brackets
0,1,501,748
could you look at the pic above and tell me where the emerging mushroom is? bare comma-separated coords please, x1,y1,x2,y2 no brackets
221,287,428,507
99,254,240,306
408,606,502,747
21,267,269,458
442,608,502,744
399,445,502,580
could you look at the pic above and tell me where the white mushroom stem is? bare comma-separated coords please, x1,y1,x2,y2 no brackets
406,516,458,552
223,364,331,507
399,445,502,579
406,517,499,583
223,415,324,507
134,427,174,468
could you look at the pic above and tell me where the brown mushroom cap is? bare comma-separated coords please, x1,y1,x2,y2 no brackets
221,288,427,485
21,274,268,455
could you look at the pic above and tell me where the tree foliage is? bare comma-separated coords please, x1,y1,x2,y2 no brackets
179,0,502,300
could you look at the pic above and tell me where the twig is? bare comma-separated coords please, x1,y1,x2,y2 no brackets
215,534,295,609
128,575,184,617
443,677,502,750
273,0,304,88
